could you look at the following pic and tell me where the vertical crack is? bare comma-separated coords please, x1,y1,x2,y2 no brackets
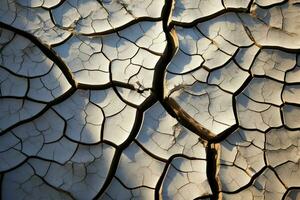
152,0,176,104
152,1,224,199
207,143,221,200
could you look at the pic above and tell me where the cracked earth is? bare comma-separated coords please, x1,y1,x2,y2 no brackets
1,0,300,199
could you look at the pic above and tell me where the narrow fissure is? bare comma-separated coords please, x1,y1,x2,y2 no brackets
207,143,221,200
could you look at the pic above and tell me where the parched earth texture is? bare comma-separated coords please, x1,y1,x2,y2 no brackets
1,0,300,199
